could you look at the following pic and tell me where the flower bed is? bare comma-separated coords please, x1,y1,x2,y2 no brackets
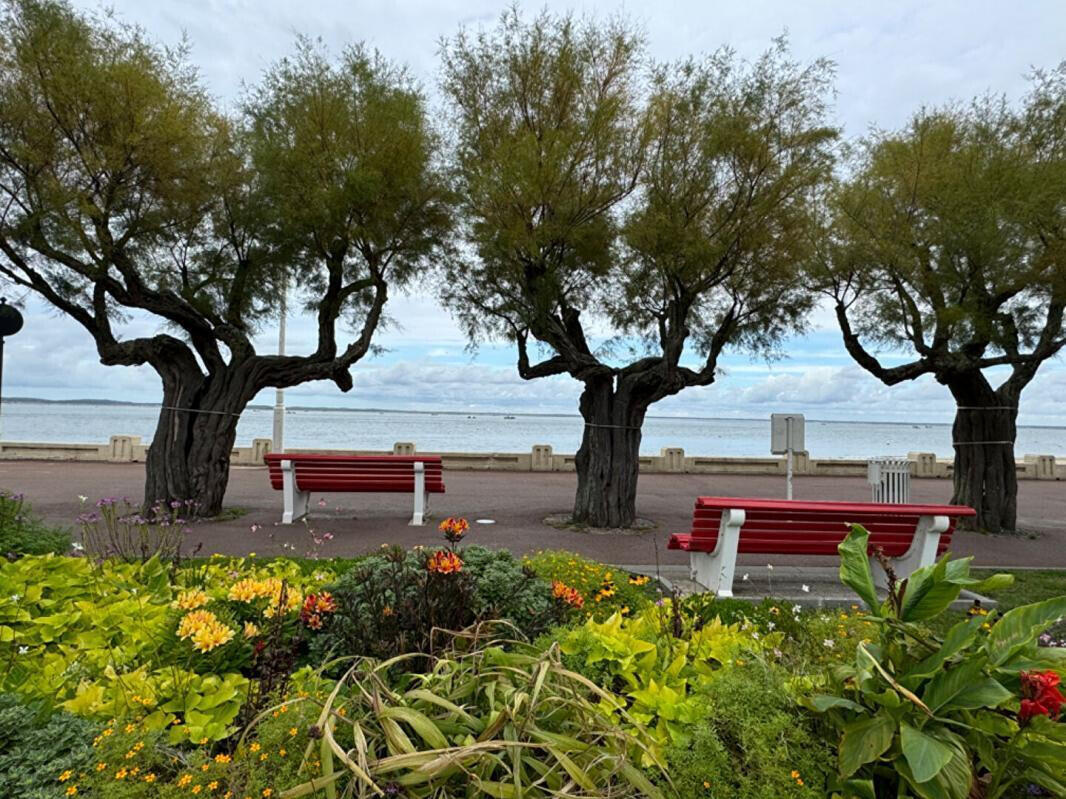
0,513,1063,798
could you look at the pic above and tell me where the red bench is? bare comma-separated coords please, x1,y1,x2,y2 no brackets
667,497,977,597
264,453,445,526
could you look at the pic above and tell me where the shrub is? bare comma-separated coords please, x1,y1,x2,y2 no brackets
277,631,668,798
524,549,658,617
558,602,778,761
313,543,564,664
0,490,71,557
78,496,194,562
0,694,98,799
806,525,1066,799
664,664,835,799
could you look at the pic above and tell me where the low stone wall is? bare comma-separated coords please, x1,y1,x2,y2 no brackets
0,436,1063,480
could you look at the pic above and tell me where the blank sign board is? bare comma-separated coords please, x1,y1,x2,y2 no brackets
770,413,805,454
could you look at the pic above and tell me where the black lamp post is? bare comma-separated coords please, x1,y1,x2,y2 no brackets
0,298,25,432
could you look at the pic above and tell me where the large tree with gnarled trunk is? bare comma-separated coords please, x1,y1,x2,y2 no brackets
816,72,1066,533
440,10,836,527
0,0,452,514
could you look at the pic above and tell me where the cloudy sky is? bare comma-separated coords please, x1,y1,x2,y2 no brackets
4,0,1065,425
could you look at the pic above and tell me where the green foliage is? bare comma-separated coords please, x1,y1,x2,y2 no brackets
0,489,71,556
279,632,668,798
0,694,98,799
313,545,563,664
805,525,1066,799
523,549,657,617
664,665,835,799
558,603,778,761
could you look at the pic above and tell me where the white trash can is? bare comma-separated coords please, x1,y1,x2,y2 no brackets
867,457,912,504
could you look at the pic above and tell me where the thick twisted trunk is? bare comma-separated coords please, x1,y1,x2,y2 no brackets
572,377,648,528
144,365,252,517
947,374,1019,534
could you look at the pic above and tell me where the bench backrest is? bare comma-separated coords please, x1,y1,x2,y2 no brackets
264,454,445,493
690,497,976,557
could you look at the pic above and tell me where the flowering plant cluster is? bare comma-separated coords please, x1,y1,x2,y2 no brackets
551,579,584,609
1019,670,1064,725
523,550,659,619
426,549,464,574
298,592,336,630
177,609,237,653
438,516,469,544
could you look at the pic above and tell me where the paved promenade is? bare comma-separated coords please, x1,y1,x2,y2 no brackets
4,461,1065,568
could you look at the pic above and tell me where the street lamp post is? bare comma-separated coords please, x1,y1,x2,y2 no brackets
0,297,26,440
272,282,286,453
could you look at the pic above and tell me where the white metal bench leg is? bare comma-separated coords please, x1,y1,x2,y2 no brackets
690,508,745,597
410,461,426,526
280,459,309,524
871,514,948,590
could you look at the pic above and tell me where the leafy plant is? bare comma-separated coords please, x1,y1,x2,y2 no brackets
0,490,71,557
664,664,835,799
273,628,668,798
78,497,198,563
0,693,98,799
805,524,1066,799
314,542,564,665
558,603,777,760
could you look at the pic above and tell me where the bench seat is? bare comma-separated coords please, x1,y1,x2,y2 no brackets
264,453,444,525
668,497,976,599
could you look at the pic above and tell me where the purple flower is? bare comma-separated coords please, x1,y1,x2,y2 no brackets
170,500,183,509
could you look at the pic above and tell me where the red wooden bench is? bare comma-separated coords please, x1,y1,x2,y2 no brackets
264,453,445,526
667,497,977,598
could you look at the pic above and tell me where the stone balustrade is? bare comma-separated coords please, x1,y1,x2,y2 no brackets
0,437,1062,480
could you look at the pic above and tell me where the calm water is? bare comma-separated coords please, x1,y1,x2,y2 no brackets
3,401,1065,458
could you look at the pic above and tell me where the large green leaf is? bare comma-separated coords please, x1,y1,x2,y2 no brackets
946,678,1012,711
839,714,895,777
838,525,880,613
921,658,986,713
901,723,954,783
803,694,867,714
986,596,1066,665
897,735,973,799
901,557,962,622
905,615,984,685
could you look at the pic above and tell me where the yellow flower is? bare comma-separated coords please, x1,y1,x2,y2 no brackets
144,773,157,783
124,722,137,733
703,781,711,789
249,742,261,752
192,786,203,795
201,763,210,771
209,781,219,790
214,754,231,764
178,774,193,787
791,770,800,779
279,748,286,757
262,790,273,798
243,621,259,639
176,589,211,610
289,727,298,737
191,621,236,653
115,768,128,780
259,753,267,762
59,770,73,782
65,787,77,797
130,767,139,776
95,763,107,772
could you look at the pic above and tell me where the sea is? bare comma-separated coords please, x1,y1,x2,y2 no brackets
3,400,1065,459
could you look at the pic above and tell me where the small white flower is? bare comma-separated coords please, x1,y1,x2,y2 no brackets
767,621,776,631
741,573,749,581
77,495,88,504
801,584,810,593
823,639,835,649
71,542,84,552
752,631,760,640
792,604,802,614
18,646,29,655
767,564,774,571
9,594,19,602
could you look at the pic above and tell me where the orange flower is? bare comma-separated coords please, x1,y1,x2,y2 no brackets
439,517,469,543
551,580,585,609
427,550,463,574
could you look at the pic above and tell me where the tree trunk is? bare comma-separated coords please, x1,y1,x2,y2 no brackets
572,376,648,528
947,375,1019,534
144,367,251,517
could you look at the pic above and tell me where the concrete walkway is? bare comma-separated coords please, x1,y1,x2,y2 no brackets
3,461,1065,568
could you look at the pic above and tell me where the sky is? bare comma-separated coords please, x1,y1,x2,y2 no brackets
3,0,1066,425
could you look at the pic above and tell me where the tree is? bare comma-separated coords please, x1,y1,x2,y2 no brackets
440,10,836,527
0,0,452,514
817,73,1066,533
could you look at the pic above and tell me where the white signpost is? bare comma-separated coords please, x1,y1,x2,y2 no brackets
771,413,805,500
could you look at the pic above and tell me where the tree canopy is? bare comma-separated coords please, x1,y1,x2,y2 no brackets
440,10,837,526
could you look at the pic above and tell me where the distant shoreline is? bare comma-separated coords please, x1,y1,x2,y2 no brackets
5,395,1065,431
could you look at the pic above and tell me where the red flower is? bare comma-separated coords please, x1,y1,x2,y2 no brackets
1019,670,1064,725
300,592,337,628
427,550,463,574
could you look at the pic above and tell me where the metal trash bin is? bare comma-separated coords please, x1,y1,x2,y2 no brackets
867,457,912,504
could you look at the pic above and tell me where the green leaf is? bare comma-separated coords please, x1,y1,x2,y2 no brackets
921,658,986,713
838,525,880,613
906,615,983,683
986,596,1066,665
901,723,954,783
967,573,1013,594
946,678,1012,711
804,694,867,714
901,556,963,622
839,714,895,777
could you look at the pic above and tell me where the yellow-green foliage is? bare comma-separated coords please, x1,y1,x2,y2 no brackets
0,554,335,743
559,603,779,761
